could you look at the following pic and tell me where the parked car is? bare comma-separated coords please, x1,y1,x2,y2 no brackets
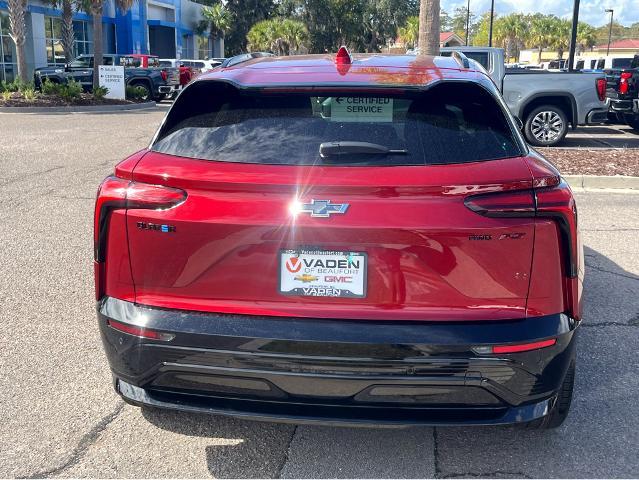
181,59,224,72
441,46,608,146
34,54,180,101
95,48,582,429
605,54,639,130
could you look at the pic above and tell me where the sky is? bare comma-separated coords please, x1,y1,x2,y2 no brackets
441,0,638,27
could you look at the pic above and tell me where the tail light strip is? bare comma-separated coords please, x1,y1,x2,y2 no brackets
94,176,186,299
464,177,578,278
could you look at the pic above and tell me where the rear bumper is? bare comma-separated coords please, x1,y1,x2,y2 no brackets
586,108,610,124
158,84,179,94
98,297,578,427
608,98,639,113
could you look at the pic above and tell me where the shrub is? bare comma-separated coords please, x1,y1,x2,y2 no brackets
22,87,38,100
126,85,146,100
41,79,62,95
58,79,83,102
1,90,11,101
93,86,109,100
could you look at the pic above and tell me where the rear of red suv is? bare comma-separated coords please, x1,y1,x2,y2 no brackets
95,51,582,428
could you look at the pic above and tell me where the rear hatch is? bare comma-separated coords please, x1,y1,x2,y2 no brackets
125,81,537,321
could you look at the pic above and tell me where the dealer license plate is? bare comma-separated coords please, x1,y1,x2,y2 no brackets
279,249,367,298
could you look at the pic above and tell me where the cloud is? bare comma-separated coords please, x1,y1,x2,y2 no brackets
441,0,638,27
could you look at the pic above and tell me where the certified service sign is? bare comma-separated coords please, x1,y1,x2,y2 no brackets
279,249,367,298
98,65,125,100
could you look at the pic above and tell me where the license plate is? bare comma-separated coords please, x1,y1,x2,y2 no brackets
279,249,367,298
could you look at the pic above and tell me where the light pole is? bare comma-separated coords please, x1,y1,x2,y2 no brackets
465,0,471,46
605,9,614,56
567,0,580,72
488,0,495,47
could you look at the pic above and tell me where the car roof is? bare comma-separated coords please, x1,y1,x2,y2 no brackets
197,53,485,88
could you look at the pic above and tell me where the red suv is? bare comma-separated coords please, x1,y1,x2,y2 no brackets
95,49,582,428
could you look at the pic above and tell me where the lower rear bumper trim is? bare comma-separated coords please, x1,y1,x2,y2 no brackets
117,379,553,427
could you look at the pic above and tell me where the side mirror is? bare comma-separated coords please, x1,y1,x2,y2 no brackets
514,116,523,130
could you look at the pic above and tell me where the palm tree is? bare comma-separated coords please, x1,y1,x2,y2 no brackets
87,0,135,88
6,0,29,82
576,22,596,55
247,18,307,56
495,13,527,62
549,17,571,59
44,0,77,62
528,14,554,64
280,19,307,54
398,16,419,50
418,0,440,55
200,4,232,57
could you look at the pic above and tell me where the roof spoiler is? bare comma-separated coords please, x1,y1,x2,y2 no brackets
451,50,470,69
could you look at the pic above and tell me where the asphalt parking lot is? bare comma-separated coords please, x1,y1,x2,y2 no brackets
1,110,638,478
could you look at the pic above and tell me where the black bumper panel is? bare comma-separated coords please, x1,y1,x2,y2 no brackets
98,297,578,426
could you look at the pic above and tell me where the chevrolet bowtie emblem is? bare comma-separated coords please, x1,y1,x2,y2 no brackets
300,199,349,218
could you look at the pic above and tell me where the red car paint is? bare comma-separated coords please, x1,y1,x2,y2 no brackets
95,53,583,323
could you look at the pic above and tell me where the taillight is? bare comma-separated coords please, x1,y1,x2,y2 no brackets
619,72,632,95
596,77,606,101
107,319,175,341
472,338,556,355
464,176,578,278
94,176,186,299
161,69,168,82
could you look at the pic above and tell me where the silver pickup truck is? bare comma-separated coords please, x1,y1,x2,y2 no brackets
441,47,609,146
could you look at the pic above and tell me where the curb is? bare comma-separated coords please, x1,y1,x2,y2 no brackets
563,175,639,190
0,101,157,114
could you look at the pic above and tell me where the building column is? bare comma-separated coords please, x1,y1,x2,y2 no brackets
26,12,47,75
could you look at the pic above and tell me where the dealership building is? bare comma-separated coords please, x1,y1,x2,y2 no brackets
0,0,223,82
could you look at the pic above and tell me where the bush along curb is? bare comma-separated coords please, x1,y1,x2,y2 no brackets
563,175,639,190
0,101,157,114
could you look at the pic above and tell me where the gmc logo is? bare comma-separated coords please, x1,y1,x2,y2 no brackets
325,275,353,283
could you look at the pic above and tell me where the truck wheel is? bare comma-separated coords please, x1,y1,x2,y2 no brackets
518,358,575,430
524,105,568,147
130,82,152,101
623,114,639,132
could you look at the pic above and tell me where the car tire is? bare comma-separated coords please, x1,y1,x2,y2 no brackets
623,114,639,132
518,356,575,430
524,105,569,147
130,82,152,101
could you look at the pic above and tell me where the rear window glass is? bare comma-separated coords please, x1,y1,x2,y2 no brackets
611,58,632,69
153,82,522,166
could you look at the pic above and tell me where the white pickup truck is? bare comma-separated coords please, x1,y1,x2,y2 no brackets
440,47,609,146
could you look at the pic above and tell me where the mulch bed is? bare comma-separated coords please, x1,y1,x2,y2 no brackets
540,148,639,177
0,91,138,107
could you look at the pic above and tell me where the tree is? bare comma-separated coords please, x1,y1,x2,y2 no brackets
549,16,570,59
247,18,307,55
495,13,528,61
528,13,555,64
439,9,451,31
223,0,275,55
450,6,475,44
198,3,232,55
398,16,418,50
6,0,29,82
418,0,439,55
576,21,596,54
44,0,77,62
87,0,135,88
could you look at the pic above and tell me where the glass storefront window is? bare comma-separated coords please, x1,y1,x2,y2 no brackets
0,10,17,82
197,35,210,60
46,16,99,64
